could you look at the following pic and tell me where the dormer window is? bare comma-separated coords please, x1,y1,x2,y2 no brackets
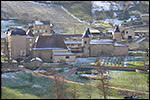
85,41,87,44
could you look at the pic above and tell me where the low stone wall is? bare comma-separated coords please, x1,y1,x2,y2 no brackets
78,65,149,71
23,61,42,67
2,63,18,67
42,63,72,68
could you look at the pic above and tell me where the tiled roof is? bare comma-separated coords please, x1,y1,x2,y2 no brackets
34,35,67,49
114,25,120,32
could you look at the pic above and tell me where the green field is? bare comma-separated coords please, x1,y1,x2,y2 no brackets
1,69,149,99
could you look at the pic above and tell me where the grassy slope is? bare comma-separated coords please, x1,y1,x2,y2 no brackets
1,86,40,99
53,1,93,21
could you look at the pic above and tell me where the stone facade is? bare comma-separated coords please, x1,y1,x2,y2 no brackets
114,46,128,56
8,35,27,60
90,44,114,57
82,38,90,57
122,28,135,40
113,32,121,42
33,49,53,62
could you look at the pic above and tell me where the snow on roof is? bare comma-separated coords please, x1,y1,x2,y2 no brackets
135,37,147,44
70,46,83,49
114,42,127,47
32,48,66,50
1,34,6,38
64,41,82,44
140,14,149,17
26,36,35,38
35,20,43,25
90,29,100,33
53,51,75,56
30,57,43,62
90,39,114,44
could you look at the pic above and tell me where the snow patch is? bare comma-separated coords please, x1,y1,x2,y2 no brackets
30,57,43,62
32,84,42,88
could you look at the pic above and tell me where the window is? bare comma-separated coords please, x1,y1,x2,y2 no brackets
23,50,26,56
66,56,69,59
29,48,32,51
20,50,22,56
30,39,32,42
45,30,47,32
85,41,87,44
30,43,32,47
43,30,45,32
126,31,128,34
128,36,132,39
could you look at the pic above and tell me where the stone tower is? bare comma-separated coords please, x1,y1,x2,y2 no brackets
82,28,91,57
113,25,121,42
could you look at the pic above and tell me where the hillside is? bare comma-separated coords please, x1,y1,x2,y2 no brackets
1,86,40,99
1,1,90,34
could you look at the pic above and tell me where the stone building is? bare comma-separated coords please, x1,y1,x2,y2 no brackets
121,27,135,40
32,20,54,36
2,28,35,60
65,27,128,57
32,35,76,63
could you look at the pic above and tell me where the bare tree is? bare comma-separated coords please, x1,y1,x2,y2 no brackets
50,71,68,99
96,69,109,99
83,78,93,99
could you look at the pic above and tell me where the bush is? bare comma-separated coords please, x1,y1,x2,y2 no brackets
24,66,39,70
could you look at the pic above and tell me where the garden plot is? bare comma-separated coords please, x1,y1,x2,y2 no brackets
70,57,98,66
99,56,145,67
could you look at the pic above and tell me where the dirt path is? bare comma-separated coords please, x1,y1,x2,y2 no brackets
60,67,77,78
22,67,149,95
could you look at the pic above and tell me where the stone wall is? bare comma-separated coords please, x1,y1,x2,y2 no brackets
90,44,114,57
114,46,128,56
24,60,42,67
32,49,53,62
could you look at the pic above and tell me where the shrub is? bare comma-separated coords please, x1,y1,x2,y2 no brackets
24,66,39,70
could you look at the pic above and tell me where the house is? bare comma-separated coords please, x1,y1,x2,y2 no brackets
2,28,36,60
32,35,76,63
121,27,135,40
140,14,149,22
32,20,54,36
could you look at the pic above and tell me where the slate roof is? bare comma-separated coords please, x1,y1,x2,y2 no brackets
114,25,120,32
34,20,50,25
82,28,91,38
33,35,67,49
8,28,26,36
